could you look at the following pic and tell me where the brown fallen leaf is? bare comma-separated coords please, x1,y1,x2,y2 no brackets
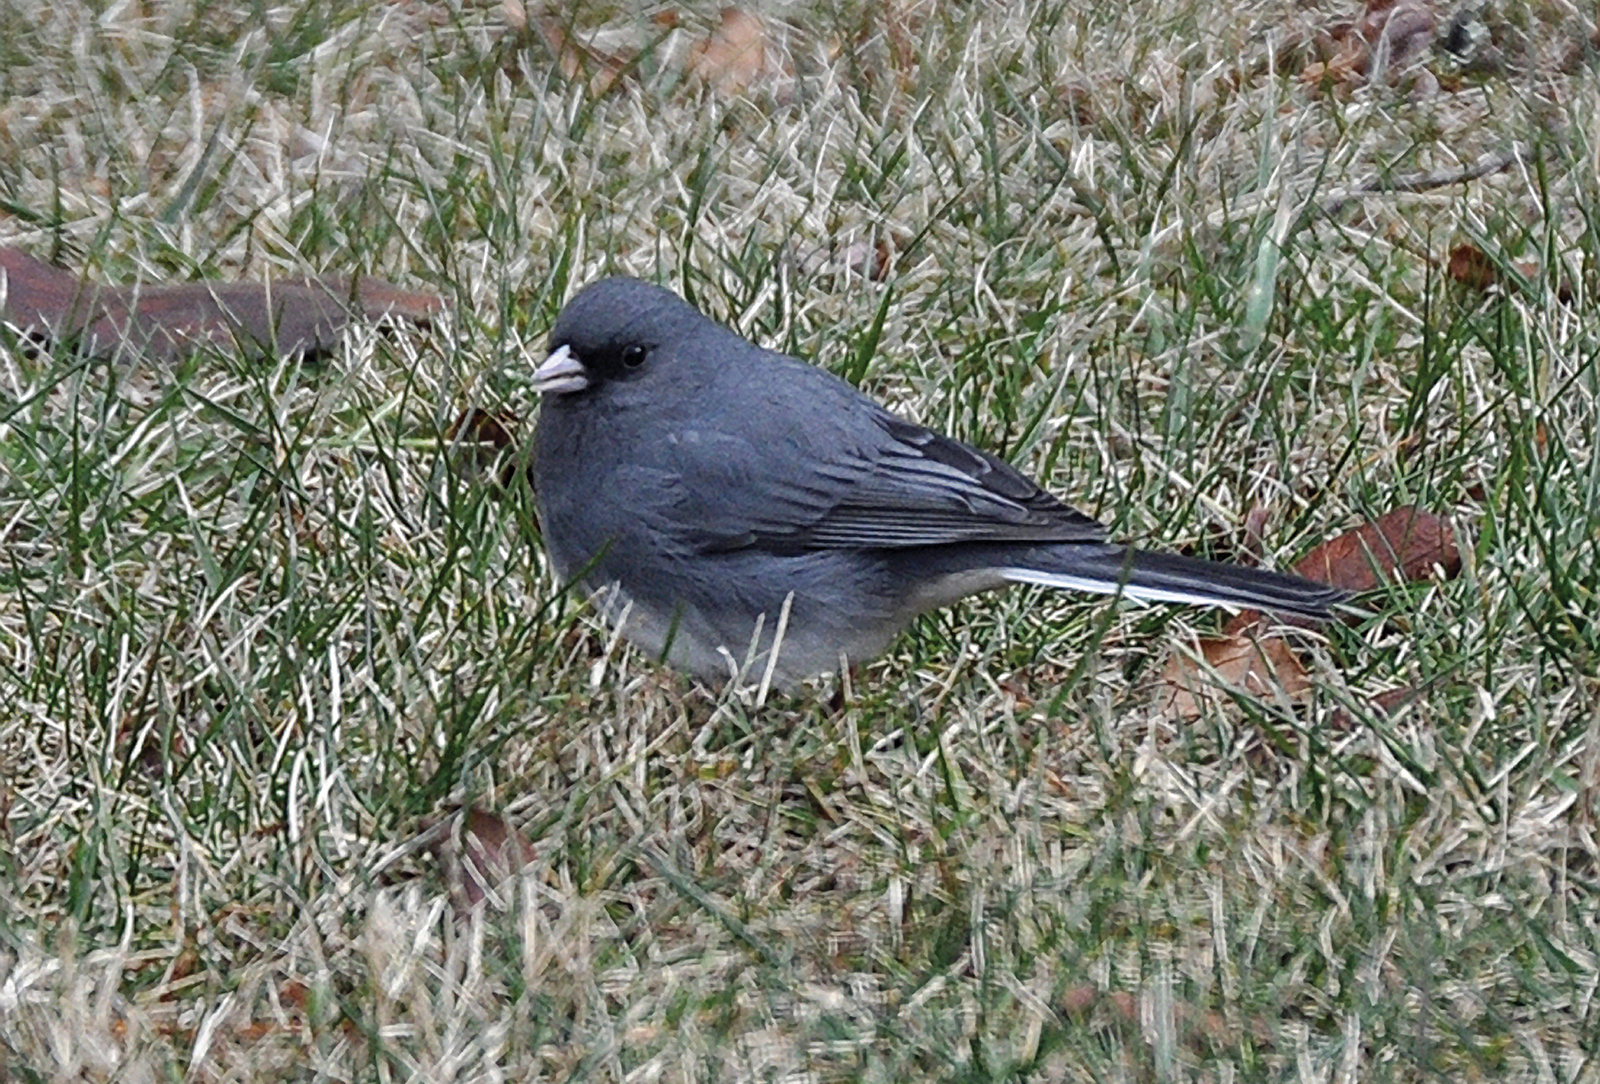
1361,0,1439,73
1557,24,1600,73
0,245,446,363
1446,242,1541,292
448,405,520,450
1301,0,1440,94
1326,684,1423,731
796,234,898,281
1057,984,1100,1014
1446,243,1498,291
1300,47,1366,91
1064,986,1277,1049
1370,685,1422,715
1158,630,1312,720
0,246,106,337
501,0,528,32
1058,81,1098,126
1294,506,1460,593
87,279,440,362
1445,243,1572,304
841,0,931,93
1239,504,1273,562
996,672,1036,709
429,807,537,915
687,7,774,95
447,405,528,489
844,238,894,281
0,779,12,851
319,274,450,323
118,707,187,780
526,11,634,95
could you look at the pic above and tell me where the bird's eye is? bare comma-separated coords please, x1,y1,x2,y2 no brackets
621,344,648,369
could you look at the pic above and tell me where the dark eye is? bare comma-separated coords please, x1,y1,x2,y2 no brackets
621,344,648,369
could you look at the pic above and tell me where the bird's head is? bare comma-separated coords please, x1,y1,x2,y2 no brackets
534,277,710,398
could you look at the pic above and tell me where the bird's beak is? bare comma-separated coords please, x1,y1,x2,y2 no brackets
532,344,590,395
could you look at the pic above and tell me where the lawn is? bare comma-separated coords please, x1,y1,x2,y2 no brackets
2,0,1598,1080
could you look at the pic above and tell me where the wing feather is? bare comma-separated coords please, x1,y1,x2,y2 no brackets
663,362,1106,553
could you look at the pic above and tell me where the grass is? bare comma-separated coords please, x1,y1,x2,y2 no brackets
2,0,1599,1079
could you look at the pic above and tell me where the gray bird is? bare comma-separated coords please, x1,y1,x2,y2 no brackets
533,277,1346,686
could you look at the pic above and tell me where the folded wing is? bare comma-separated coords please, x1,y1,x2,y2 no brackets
666,360,1107,553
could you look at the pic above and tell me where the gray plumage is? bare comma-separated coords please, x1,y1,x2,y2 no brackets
533,277,1346,686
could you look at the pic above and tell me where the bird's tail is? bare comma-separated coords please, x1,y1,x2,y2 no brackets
998,544,1348,620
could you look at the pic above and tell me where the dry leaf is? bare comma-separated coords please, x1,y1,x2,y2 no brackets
447,405,528,489
1240,504,1273,561
1300,41,1367,90
1301,0,1440,93
1445,243,1572,304
846,0,930,92
1446,243,1498,291
1158,631,1312,720
1294,506,1460,593
431,807,537,915
448,405,520,450
1445,243,1539,292
795,232,900,281
1058,984,1101,1014
996,673,1035,709
0,246,446,362
1067,985,1276,1049
1059,81,1097,125
118,708,186,779
0,780,12,852
502,0,528,32
0,246,104,337
1557,24,1600,73
1362,0,1438,72
529,13,633,94
1326,685,1422,730
832,238,893,281
1370,685,1420,714
687,7,771,95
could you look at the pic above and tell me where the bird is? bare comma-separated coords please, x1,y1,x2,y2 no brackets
532,277,1347,687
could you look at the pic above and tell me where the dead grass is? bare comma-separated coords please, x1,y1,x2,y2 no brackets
2,0,1599,1080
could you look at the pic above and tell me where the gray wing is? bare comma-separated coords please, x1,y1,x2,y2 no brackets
664,364,1107,553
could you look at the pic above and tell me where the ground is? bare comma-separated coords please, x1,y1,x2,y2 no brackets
1,0,1598,1080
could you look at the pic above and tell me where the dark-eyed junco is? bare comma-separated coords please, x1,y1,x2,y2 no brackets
533,278,1346,686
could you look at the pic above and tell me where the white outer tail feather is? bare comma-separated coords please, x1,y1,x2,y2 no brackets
997,567,1263,611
